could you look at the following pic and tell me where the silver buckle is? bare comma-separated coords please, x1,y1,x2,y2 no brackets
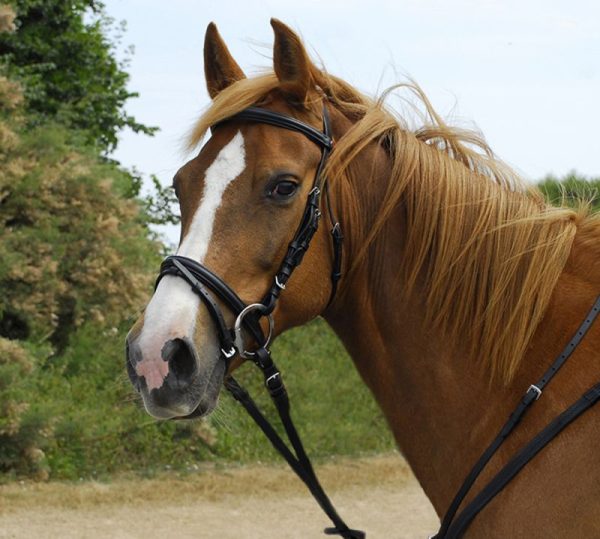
221,346,236,359
266,372,280,386
275,276,286,290
528,384,542,400
234,303,274,359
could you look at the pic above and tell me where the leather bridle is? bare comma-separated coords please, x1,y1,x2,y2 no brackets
153,101,600,539
157,104,342,358
155,103,364,539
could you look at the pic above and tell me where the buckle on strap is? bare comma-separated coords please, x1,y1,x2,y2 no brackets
274,276,286,290
528,384,542,401
265,371,280,387
221,346,236,359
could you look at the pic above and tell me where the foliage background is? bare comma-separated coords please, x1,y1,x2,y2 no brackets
0,0,156,152
0,2,598,482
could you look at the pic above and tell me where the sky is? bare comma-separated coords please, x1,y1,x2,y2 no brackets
103,0,600,244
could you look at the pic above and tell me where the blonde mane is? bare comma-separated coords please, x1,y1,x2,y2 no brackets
188,70,592,383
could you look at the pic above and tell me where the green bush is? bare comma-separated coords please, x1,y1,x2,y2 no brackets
0,337,53,480
0,121,161,349
539,172,600,212
0,39,163,479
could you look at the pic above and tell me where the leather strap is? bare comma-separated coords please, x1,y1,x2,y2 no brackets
157,255,265,346
225,347,365,539
328,221,343,306
171,259,234,351
444,381,600,538
217,106,334,150
323,179,343,307
435,293,600,538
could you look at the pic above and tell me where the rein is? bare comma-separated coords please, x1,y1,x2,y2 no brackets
432,293,600,538
156,104,364,539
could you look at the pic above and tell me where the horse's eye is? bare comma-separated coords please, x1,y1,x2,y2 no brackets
268,179,298,201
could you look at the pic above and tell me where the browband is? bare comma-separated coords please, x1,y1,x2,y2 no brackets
215,106,334,150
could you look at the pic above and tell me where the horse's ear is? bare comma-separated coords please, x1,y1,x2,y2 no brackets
204,22,246,99
271,18,314,105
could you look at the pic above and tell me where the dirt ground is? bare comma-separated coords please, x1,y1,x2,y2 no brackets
0,453,438,539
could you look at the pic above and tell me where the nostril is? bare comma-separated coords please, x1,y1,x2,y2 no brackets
163,338,196,383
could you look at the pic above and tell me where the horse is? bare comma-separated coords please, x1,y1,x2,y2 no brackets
125,19,600,538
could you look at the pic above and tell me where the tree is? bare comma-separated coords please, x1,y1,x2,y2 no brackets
0,0,157,152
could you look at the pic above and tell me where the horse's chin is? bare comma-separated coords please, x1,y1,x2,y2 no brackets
177,385,221,419
178,398,217,419
140,388,220,420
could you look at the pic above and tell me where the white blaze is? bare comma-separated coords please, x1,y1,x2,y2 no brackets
178,131,246,260
135,131,246,390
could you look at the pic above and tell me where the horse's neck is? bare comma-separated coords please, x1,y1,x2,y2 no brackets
325,242,519,513
324,137,600,514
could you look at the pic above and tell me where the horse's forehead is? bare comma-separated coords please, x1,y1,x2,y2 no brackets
180,120,314,187
179,128,245,180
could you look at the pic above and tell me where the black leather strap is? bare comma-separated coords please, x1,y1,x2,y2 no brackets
444,381,600,538
534,295,600,391
157,255,265,346
262,184,325,311
249,105,338,313
158,256,246,314
217,106,333,150
323,178,343,307
328,221,343,306
435,293,600,538
225,347,365,539
171,259,235,353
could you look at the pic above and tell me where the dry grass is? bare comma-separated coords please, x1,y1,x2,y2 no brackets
0,453,412,513
0,454,438,539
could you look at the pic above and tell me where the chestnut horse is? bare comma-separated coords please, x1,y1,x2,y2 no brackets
126,19,600,537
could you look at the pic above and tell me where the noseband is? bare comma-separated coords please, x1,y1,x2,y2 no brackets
154,104,364,539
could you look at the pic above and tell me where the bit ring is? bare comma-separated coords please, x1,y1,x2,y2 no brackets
234,303,274,359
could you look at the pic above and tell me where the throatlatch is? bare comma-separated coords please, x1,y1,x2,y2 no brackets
156,104,364,539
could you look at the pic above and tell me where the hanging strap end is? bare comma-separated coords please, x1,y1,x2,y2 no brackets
324,526,366,539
